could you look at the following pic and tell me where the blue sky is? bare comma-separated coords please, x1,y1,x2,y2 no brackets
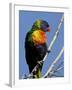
19,10,64,79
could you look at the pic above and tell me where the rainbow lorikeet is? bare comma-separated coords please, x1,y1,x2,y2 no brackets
25,20,50,78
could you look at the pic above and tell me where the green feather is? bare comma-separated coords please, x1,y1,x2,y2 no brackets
27,29,34,46
37,68,41,78
34,20,41,28
32,20,42,30
34,68,41,78
28,20,42,42
34,63,43,78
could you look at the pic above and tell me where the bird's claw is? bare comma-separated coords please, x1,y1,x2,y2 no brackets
37,61,44,65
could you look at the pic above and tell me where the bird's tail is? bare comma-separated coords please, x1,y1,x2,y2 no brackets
33,63,43,78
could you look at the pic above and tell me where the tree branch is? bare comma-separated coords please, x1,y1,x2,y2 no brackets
42,47,64,78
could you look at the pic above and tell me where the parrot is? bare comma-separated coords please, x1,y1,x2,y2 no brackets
25,19,50,78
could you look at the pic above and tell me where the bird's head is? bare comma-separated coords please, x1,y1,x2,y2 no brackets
32,19,50,32
31,20,50,45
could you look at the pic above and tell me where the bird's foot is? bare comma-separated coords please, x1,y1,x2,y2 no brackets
37,61,44,65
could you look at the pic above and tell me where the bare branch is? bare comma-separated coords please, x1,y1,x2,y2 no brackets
48,65,64,77
48,15,64,51
42,47,64,78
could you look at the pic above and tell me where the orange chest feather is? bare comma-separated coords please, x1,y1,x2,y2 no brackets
32,30,47,45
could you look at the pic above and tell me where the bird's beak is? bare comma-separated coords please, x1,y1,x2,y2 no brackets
47,27,50,32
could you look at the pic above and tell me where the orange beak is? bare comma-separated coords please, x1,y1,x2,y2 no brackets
47,27,50,32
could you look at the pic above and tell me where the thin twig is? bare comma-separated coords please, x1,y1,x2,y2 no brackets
48,61,64,76
42,47,64,78
47,65,64,77
52,61,64,72
55,66,64,72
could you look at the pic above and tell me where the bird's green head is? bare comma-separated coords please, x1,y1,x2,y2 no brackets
32,19,50,32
